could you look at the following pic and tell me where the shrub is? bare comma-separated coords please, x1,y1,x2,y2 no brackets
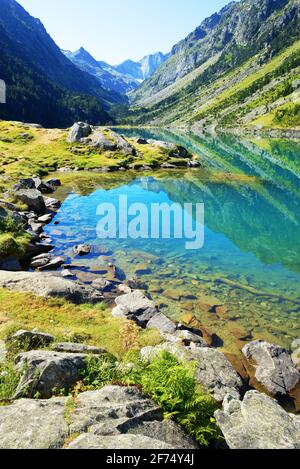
125,352,222,447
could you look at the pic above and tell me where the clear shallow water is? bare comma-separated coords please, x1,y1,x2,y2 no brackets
45,130,300,354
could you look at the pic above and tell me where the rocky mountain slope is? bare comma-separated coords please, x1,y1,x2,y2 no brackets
0,0,125,127
116,52,170,81
63,48,140,95
129,0,300,130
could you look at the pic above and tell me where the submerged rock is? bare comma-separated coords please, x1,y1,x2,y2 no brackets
215,391,300,449
0,271,104,304
242,340,300,395
73,244,91,256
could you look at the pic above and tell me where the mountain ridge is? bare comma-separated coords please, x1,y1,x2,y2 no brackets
129,0,300,131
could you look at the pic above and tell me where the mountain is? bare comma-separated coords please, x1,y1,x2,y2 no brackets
129,0,300,130
0,0,124,127
115,52,170,81
63,48,140,95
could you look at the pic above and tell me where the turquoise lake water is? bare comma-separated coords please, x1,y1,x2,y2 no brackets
45,130,300,353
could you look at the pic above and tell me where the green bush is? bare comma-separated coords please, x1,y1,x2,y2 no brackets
125,352,222,447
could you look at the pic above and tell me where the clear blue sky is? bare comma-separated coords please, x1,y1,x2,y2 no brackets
18,0,230,64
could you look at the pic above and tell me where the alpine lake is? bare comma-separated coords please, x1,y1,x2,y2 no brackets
44,129,300,356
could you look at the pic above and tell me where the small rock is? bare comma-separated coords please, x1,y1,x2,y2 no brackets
37,214,53,224
242,340,300,395
46,179,61,187
39,257,65,271
73,245,91,256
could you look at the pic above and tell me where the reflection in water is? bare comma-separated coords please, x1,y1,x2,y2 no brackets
46,131,300,354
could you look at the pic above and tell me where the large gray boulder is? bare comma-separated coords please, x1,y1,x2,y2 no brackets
113,290,158,327
90,131,117,151
14,350,92,398
242,340,300,395
0,271,104,304
0,397,69,449
0,386,198,449
67,122,92,143
15,189,45,214
141,343,243,402
215,391,300,449
110,131,136,155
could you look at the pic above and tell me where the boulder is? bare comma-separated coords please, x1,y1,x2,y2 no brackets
7,329,54,350
0,385,200,449
14,350,93,398
113,290,158,327
215,391,300,449
0,397,69,449
51,343,107,355
13,177,54,194
146,312,177,334
242,340,300,395
0,271,104,304
141,343,243,402
110,131,136,155
67,122,92,143
67,386,197,449
15,189,45,215
90,132,117,151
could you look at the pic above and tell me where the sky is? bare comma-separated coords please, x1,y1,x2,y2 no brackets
18,0,230,65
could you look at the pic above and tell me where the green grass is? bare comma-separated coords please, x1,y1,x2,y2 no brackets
0,216,31,261
0,122,192,193
0,289,162,359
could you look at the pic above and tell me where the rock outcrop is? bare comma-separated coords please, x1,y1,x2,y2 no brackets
215,391,300,449
0,271,104,304
0,386,198,449
14,350,102,398
242,340,300,395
